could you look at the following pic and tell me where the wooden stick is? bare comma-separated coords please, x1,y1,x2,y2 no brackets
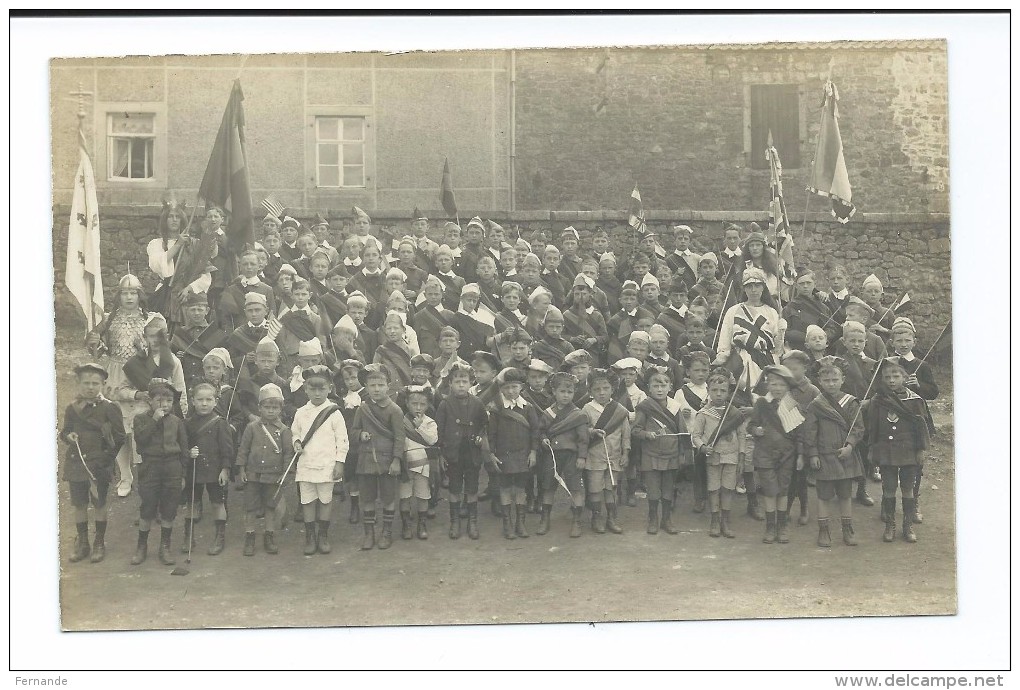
917,319,951,367
843,356,884,444
601,436,615,487
707,381,742,449
73,439,100,503
272,449,302,502
712,281,733,351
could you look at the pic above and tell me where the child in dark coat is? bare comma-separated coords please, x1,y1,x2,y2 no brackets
182,382,234,557
60,363,126,564
435,363,488,540
487,368,540,539
131,380,190,566
633,368,690,536
781,350,820,528
537,372,590,538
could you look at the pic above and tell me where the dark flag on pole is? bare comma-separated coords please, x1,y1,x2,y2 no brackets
440,157,458,219
807,80,856,224
199,79,255,252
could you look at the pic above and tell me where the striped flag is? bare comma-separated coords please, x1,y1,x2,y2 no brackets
627,187,645,232
261,194,284,219
807,81,856,224
765,137,797,288
440,158,458,219
777,393,806,433
65,127,104,331
199,79,255,253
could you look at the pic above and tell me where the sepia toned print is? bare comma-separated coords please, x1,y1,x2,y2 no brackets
53,42,954,631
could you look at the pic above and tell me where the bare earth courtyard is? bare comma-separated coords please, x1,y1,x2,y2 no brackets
53,316,957,631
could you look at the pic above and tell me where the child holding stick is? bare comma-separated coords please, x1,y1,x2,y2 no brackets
582,368,631,534
537,372,590,538
691,371,746,538
487,368,540,539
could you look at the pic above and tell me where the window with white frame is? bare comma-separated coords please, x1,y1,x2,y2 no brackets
315,116,366,188
107,112,156,180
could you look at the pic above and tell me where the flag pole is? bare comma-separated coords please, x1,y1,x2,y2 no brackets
71,81,96,331
917,319,951,367
876,289,908,328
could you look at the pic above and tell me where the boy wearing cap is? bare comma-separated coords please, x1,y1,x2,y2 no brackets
475,256,503,313
537,372,590,537
492,281,527,363
225,292,273,367
431,326,469,397
292,365,348,555
596,254,623,315
558,227,584,284
433,245,466,311
532,307,574,371
783,269,834,351
633,367,690,535
452,284,497,358
646,324,683,395
219,250,276,333
353,364,406,550
781,350,821,527
860,274,894,337
639,274,663,318
455,217,487,284
606,282,654,363
347,244,389,328
342,294,379,365
688,253,725,302
310,213,341,267
399,385,438,540
414,275,456,358
666,225,701,288
657,277,690,350
834,298,888,362
583,368,631,534
865,358,932,543
131,380,190,566
393,237,429,293
410,208,439,267
487,368,540,538
261,228,285,284
236,337,291,426
317,263,351,326
170,290,227,391
279,216,302,263
336,359,368,523
182,382,234,557
61,363,127,563
563,274,608,364
435,363,488,539
747,365,805,544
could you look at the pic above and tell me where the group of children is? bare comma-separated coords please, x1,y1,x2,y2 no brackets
62,209,942,566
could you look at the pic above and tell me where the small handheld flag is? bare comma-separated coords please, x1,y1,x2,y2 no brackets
440,158,458,219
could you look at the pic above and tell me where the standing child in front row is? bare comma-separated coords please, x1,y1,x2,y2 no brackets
292,365,348,556
747,365,805,545
182,382,234,557
487,368,540,539
865,358,932,544
611,357,646,507
691,371,746,539
633,368,690,535
801,357,865,548
436,363,488,540
781,350,820,528
537,372,590,538
236,383,293,556
583,368,631,535
337,359,367,524
400,385,437,540
130,380,190,566
61,363,126,564
352,364,406,550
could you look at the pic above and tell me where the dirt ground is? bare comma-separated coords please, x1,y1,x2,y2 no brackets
53,314,957,631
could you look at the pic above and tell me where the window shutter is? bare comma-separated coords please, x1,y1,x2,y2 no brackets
750,85,800,169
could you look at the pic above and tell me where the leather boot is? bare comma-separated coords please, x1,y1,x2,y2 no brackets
536,505,552,535
348,495,361,524
361,513,376,550
747,491,765,521
417,514,429,540
90,521,107,563
776,510,790,544
401,511,414,540
317,520,332,554
466,503,479,540
605,504,623,534
882,499,897,542
902,498,917,543
840,517,857,546
207,520,226,556
647,500,659,535
243,532,257,556
569,506,583,538
448,503,461,540
856,481,875,507
709,511,721,538
491,495,502,517
304,522,318,555
515,507,529,538
762,511,777,544
502,508,515,540
180,518,195,554
158,526,176,565
378,510,395,549
264,531,279,554
720,510,735,538
131,530,149,565
817,517,832,547
70,523,90,563
661,500,678,535
912,494,924,524
591,503,606,534
459,502,470,519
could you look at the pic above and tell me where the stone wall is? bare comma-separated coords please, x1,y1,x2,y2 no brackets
51,205,951,349
513,42,949,214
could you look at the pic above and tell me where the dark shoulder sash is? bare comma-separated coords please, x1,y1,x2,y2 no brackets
301,404,341,447
592,400,628,435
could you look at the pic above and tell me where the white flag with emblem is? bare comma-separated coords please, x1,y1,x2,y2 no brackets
65,130,104,331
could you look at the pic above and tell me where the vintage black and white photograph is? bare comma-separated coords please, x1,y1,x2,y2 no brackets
47,36,964,633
